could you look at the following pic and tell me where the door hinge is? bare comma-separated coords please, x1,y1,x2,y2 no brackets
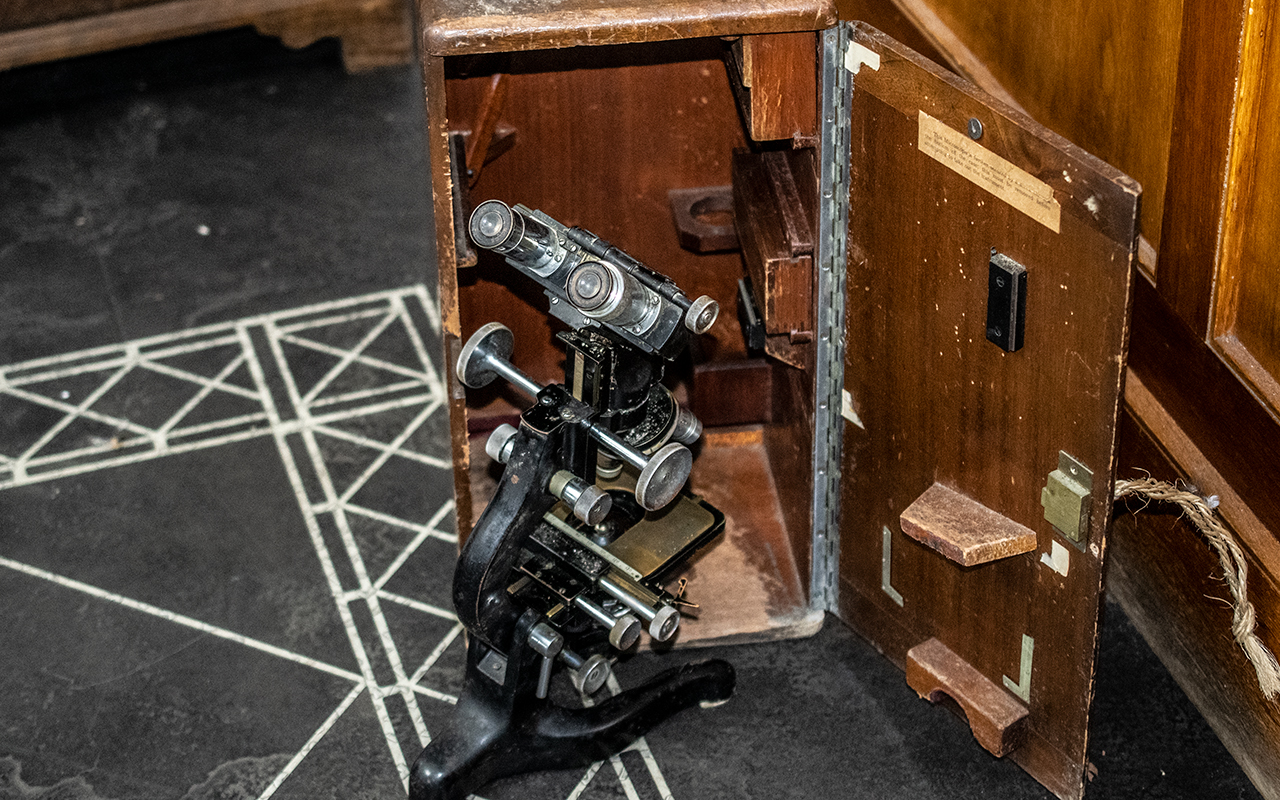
810,22,853,613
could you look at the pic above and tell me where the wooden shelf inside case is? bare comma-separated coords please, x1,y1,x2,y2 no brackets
467,425,817,648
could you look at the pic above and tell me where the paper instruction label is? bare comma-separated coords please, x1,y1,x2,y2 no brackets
917,111,1061,233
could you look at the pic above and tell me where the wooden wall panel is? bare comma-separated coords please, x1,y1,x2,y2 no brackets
1155,0,1252,334
836,27,1138,800
1212,0,1280,413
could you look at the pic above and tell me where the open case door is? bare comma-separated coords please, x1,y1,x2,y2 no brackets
831,24,1140,800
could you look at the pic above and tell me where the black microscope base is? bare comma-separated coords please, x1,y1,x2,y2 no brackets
409,638,735,800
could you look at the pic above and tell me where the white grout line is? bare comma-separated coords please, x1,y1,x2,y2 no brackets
256,683,366,800
631,738,675,800
609,754,643,800
407,622,464,690
565,761,607,800
164,411,270,439
304,392,439,429
141,353,260,402
393,293,446,400
299,305,402,405
151,355,254,440
412,284,442,335
332,401,446,507
308,379,432,409
257,316,415,788
372,500,458,592
0,554,362,683
377,590,456,622
342,501,457,544
407,683,458,705
276,305,393,335
312,417,451,470
2,332,244,384
279,333,435,387
11,354,150,465
0,423,270,490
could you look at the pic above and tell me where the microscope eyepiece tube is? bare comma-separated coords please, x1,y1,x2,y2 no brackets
469,200,524,252
469,200,562,273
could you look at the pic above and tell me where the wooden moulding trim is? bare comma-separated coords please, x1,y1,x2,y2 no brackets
1124,368,1280,583
424,0,837,55
882,0,1026,115
0,0,346,71
899,482,1038,567
1213,334,1280,421
906,637,1030,757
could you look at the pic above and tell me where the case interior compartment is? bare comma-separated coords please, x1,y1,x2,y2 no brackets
445,33,823,645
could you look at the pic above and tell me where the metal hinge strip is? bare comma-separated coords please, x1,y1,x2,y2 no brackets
810,22,853,613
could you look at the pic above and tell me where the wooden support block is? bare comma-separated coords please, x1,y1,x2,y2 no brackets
906,637,1029,757
732,149,815,338
726,31,819,141
669,186,739,253
900,482,1038,567
691,358,773,427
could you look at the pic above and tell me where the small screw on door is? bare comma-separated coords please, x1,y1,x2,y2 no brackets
968,118,984,140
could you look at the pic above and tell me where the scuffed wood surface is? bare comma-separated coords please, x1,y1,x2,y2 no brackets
671,430,820,645
0,0,413,72
421,0,836,55
836,25,1138,800
900,482,1038,567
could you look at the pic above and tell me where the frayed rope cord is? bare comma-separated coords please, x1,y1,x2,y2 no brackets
1114,477,1280,700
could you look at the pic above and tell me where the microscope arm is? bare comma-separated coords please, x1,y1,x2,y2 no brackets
453,421,562,654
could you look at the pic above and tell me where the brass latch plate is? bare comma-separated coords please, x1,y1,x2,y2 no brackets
1040,451,1092,543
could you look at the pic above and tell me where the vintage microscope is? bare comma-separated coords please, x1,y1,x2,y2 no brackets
409,201,735,800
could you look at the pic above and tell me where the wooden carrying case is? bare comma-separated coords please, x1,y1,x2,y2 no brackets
415,3,1140,799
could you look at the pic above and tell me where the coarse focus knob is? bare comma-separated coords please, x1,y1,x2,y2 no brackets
564,651,611,695
485,423,518,464
456,322,542,398
574,595,642,651
597,575,682,643
684,295,720,334
571,484,611,526
459,323,691,510
607,614,642,651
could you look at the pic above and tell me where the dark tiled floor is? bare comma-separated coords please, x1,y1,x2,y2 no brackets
0,28,1262,800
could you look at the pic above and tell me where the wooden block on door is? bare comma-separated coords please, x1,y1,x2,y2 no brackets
906,637,1029,757
900,482,1038,567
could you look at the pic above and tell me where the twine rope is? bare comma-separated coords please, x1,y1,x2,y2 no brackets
1114,477,1280,700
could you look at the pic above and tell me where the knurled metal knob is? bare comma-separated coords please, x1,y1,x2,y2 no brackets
485,423,518,464
634,442,693,511
685,294,720,334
